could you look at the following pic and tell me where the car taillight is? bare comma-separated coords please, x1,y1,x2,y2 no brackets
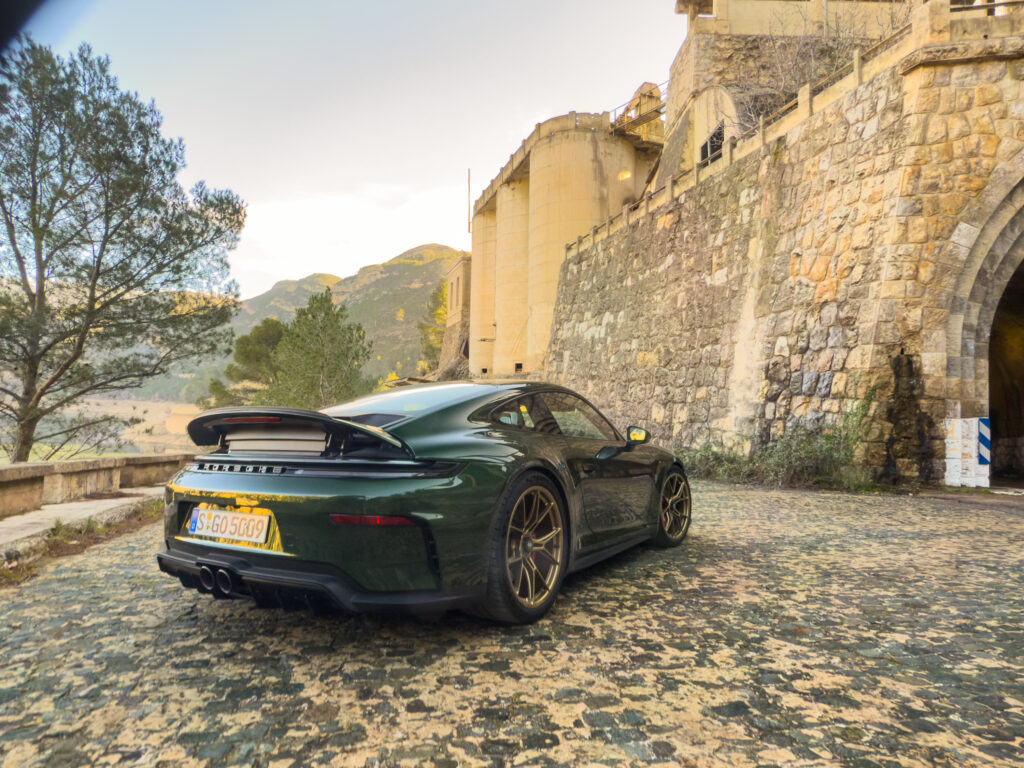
329,514,414,527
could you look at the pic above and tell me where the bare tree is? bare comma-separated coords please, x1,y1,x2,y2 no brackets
735,1,914,129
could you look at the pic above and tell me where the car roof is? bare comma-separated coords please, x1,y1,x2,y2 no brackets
321,380,565,427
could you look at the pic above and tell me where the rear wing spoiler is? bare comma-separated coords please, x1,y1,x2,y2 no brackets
186,407,413,458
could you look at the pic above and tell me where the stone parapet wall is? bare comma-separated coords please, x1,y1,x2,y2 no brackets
0,454,192,519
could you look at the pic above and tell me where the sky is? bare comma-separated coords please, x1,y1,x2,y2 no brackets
24,0,687,299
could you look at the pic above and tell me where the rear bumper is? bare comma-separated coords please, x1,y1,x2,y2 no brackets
156,541,480,616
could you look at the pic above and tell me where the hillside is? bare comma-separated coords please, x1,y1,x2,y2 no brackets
234,244,462,378
238,272,343,328
132,244,463,402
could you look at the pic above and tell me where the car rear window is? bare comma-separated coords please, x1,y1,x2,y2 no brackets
490,395,560,435
322,383,482,422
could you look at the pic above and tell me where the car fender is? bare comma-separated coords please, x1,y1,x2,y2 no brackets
641,452,685,530
495,456,581,563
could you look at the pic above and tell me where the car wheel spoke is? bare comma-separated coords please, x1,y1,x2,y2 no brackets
528,558,549,596
521,493,537,533
533,527,561,546
521,561,535,602
526,500,550,534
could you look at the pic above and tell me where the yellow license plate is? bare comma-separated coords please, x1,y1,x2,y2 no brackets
180,502,286,553
188,505,270,544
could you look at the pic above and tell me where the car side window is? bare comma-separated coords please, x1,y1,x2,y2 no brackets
540,393,618,441
491,395,559,434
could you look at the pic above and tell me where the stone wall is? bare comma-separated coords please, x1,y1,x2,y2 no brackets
545,31,1024,483
0,454,192,519
547,150,769,453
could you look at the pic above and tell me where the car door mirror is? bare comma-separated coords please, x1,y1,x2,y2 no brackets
626,426,649,444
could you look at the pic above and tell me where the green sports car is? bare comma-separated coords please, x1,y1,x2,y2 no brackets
157,382,691,623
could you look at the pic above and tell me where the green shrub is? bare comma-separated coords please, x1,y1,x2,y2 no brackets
681,443,755,484
678,388,876,491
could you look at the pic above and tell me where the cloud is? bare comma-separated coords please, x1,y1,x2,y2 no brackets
230,183,471,298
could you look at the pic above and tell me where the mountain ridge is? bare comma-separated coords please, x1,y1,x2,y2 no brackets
235,243,464,378
134,243,465,402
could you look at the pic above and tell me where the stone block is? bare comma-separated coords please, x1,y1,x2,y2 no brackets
801,371,819,396
975,84,1002,106
42,466,120,504
0,477,44,520
948,113,970,139
121,455,191,487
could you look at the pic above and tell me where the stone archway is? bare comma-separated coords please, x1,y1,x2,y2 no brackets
944,176,1024,485
989,263,1024,478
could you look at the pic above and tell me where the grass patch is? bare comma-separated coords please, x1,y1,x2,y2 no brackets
679,389,878,491
1,497,163,588
0,560,36,586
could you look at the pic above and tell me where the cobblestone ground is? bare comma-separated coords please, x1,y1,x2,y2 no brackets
1,482,1024,768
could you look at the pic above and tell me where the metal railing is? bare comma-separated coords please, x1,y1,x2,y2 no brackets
609,79,669,124
610,79,669,140
950,0,1024,12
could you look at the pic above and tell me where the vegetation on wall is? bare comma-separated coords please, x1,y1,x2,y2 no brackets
679,388,876,490
0,39,243,462
732,2,913,129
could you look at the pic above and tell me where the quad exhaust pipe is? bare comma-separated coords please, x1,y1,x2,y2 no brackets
197,565,236,596
215,568,234,594
198,565,215,591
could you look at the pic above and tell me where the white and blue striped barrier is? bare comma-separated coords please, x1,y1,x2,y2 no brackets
944,417,991,487
979,417,991,467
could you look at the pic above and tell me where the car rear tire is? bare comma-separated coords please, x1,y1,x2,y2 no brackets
477,472,568,624
651,468,691,547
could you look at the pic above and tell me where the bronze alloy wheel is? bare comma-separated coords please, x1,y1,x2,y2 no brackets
660,471,691,540
504,485,564,609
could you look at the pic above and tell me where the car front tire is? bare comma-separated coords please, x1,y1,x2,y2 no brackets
651,467,691,547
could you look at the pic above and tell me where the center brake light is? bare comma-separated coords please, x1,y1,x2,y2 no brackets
222,416,282,424
329,514,415,527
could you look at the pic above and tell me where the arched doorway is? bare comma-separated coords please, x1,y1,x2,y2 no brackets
943,176,1024,487
989,262,1024,481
